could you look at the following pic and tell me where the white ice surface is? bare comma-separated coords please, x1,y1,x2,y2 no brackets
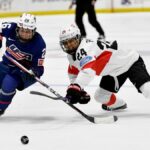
0,13,150,150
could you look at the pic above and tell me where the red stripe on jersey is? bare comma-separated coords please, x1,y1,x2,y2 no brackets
68,65,79,75
82,51,112,75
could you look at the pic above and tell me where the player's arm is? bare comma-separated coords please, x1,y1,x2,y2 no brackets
66,55,96,104
1,22,16,37
74,53,97,89
66,66,93,105
68,64,79,83
31,47,46,77
0,22,17,50
75,67,96,88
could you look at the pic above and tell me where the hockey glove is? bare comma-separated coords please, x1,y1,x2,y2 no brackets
66,84,90,104
30,67,44,77
79,90,90,104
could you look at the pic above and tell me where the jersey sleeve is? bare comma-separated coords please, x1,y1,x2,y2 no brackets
1,22,17,37
31,36,46,77
68,64,79,83
32,47,46,77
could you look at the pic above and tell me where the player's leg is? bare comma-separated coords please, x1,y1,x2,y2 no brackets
140,82,150,99
128,56,150,99
94,75,127,111
0,62,13,115
86,5,105,39
0,74,18,115
94,88,127,111
0,71,36,115
75,6,86,38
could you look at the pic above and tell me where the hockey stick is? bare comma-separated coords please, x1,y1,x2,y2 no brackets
5,54,118,123
30,91,118,123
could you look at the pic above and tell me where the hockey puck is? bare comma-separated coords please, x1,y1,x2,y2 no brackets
21,135,29,144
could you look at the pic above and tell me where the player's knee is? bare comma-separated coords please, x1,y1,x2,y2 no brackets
1,74,18,92
0,89,16,101
140,81,150,99
94,87,112,104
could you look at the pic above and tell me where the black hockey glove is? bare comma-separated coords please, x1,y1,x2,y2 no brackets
66,84,90,104
79,90,90,104
30,67,44,77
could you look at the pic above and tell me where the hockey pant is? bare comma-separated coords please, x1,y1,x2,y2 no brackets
0,71,36,111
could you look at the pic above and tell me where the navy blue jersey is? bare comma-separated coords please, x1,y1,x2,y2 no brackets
1,22,46,77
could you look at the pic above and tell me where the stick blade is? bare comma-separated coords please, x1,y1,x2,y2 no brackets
30,91,61,100
94,115,118,124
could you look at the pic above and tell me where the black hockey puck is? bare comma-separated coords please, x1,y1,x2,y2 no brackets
21,135,29,144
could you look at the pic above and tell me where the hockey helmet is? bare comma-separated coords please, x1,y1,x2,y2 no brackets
59,24,81,54
17,13,36,30
16,13,36,42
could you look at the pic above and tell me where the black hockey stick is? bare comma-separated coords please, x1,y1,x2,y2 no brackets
30,91,118,123
5,54,118,123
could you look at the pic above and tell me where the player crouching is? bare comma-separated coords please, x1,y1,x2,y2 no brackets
59,24,150,111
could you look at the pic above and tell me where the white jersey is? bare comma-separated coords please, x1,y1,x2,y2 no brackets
67,38,139,88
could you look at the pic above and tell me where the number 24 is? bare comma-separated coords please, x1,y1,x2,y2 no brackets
77,49,87,61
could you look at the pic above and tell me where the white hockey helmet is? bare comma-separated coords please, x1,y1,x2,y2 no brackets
59,24,81,54
17,13,36,30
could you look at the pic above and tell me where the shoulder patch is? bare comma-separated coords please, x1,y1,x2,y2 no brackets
38,59,44,66
80,56,92,67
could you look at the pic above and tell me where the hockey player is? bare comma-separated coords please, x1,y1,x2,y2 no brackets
0,13,46,115
59,24,150,111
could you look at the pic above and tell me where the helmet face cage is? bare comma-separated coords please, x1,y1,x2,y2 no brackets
17,13,36,30
60,24,81,54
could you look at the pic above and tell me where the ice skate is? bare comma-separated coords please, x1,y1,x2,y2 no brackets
102,100,127,111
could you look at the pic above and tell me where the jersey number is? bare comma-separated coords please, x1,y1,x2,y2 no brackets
2,23,11,29
77,48,87,61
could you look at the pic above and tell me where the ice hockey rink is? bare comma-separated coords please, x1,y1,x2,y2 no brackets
0,12,150,150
